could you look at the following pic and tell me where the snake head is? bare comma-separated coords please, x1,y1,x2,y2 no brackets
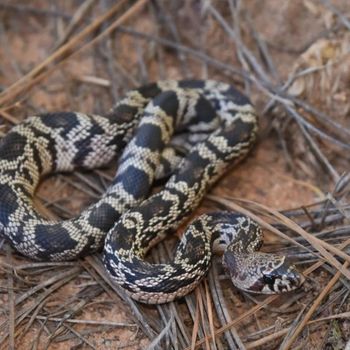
223,251,305,294
257,257,305,294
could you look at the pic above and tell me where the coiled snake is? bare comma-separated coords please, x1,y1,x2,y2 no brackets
0,80,304,303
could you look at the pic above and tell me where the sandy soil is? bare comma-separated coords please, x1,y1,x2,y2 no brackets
0,1,349,349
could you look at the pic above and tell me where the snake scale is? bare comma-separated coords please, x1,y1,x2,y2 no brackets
0,80,304,303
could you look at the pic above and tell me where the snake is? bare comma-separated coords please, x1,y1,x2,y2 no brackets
0,80,304,304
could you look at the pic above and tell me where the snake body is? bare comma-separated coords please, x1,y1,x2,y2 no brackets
0,80,304,303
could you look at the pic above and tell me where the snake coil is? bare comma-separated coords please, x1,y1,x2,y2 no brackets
0,80,304,303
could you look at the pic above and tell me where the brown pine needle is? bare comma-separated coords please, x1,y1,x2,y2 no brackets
198,285,211,350
190,290,201,350
245,311,350,349
0,0,149,106
6,247,15,350
0,109,19,124
281,261,349,349
0,1,126,105
204,280,217,350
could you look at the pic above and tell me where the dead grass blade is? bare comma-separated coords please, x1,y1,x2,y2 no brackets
198,285,211,350
245,311,350,349
14,266,81,306
0,0,149,106
190,290,202,350
281,261,349,349
6,247,15,350
204,280,217,350
53,0,96,49
0,109,19,125
185,294,278,350
208,264,245,349
83,256,159,342
146,313,174,350
0,267,81,349
0,1,126,105
31,315,135,328
59,323,97,350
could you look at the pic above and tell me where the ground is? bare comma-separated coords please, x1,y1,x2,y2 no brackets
0,1,349,349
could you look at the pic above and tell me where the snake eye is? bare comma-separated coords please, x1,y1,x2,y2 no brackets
263,274,275,289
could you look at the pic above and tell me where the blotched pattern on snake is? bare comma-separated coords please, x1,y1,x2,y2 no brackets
0,80,304,303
